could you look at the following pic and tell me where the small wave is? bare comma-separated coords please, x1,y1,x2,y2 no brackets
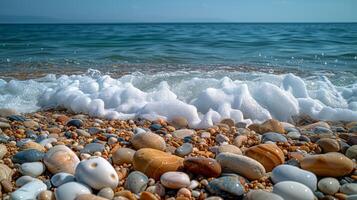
1,69,357,128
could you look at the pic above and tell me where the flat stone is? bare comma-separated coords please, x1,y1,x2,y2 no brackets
76,129,91,137
175,143,193,157
75,156,119,190
160,172,190,189
172,129,195,139
7,115,26,122
317,138,340,153
55,182,92,200
301,121,331,131
0,143,7,159
23,120,39,128
44,145,80,174
12,149,45,164
301,153,354,177
0,164,13,181
340,183,357,195
183,157,221,178
216,144,242,155
124,171,149,194
19,162,45,177
215,134,229,144
51,172,75,187
261,132,287,143
80,143,105,154
207,176,244,198
10,180,47,200
131,132,166,151
216,153,265,180
245,143,284,172
21,141,46,152
273,181,314,200
112,147,136,165
346,145,357,159
220,118,235,127
133,148,184,180
248,119,285,134
318,177,340,195
271,164,317,191
246,190,284,200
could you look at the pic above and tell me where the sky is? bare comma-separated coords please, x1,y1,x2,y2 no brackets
0,0,356,23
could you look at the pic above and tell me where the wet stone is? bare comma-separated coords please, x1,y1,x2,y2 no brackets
207,176,244,198
12,149,45,164
175,143,193,157
66,119,83,128
261,132,287,143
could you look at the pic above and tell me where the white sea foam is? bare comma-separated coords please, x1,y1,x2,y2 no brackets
1,69,357,128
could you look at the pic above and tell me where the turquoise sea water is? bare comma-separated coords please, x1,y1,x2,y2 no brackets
0,23,356,79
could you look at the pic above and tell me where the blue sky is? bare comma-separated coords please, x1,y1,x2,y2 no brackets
0,0,356,23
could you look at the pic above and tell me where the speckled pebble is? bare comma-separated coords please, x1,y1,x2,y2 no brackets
318,177,340,195
124,171,149,194
160,172,190,189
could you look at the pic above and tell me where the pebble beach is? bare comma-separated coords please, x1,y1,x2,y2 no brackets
0,108,356,200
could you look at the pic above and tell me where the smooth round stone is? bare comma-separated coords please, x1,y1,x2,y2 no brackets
38,138,57,147
66,119,83,128
75,156,119,190
301,153,354,177
44,145,80,174
340,183,357,195
246,190,284,200
0,164,14,181
346,145,357,159
287,131,301,139
11,180,47,200
140,191,160,200
133,148,184,180
217,144,242,155
220,118,235,127
12,149,45,164
80,143,105,154
51,172,75,187
245,143,284,172
19,162,45,177
0,144,7,159
131,132,166,151
15,176,36,187
271,164,317,191
175,143,193,157
124,171,149,194
171,117,188,128
134,127,146,135
317,138,341,153
207,176,244,197
183,157,221,178
55,182,92,200
261,132,287,143
248,119,285,134
38,190,55,200
21,141,46,152
23,120,39,128
160,172,190,189
318,178,340,195
0,121,10,129
172,129,195,139
97,187,114,199
273,181,314,200
112,148,136,165
76,129,91,137
216,153,266,180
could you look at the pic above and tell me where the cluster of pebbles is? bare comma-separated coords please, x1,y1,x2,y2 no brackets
0,108,356,200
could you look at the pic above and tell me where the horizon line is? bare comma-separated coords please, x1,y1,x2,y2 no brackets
1,21,357,25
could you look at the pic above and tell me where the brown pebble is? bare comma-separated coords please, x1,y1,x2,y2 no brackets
75,194,108,200
1,180,13,193
37,190,55,200
133,148,183,180
248,119,285,134
140,191,159,200
245,143,285,172
183,157,221,178
115,190,137,200
316,138,340,153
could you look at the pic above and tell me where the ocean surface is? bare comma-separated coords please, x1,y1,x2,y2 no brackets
0,23,357,127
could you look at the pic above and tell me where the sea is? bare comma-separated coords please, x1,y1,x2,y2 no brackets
0,23,356,127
